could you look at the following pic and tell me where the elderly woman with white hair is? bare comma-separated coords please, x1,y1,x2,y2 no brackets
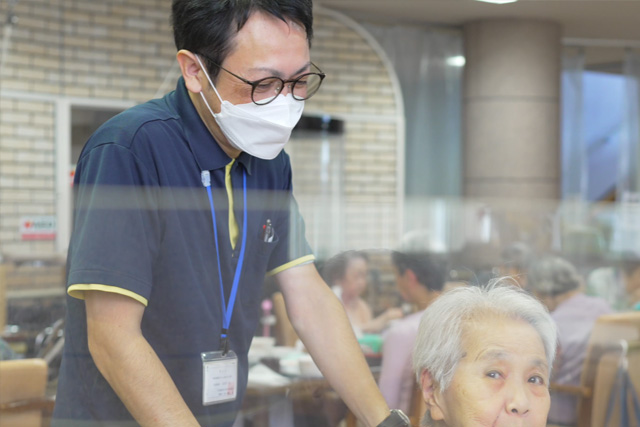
412,282,558,427
527,255,611,425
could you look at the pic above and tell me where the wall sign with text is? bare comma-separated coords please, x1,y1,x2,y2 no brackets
20,216,57,241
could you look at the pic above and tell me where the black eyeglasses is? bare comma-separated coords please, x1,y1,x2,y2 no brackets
199,55,325,105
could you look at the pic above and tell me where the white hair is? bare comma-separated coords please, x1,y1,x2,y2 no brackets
527,255,582,295
412,280,557,393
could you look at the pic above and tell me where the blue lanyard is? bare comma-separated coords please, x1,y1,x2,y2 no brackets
201,169,248,355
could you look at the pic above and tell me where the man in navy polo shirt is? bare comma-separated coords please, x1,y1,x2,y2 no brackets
53,1,402,426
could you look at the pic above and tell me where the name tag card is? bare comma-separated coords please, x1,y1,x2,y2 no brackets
201,350,238,406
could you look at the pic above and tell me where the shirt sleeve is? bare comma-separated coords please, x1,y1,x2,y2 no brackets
66,142,161,302
266,154,314,275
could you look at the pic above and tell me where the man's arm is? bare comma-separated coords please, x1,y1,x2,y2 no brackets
85,291,200,427
361,308,404,334
276,263,390,427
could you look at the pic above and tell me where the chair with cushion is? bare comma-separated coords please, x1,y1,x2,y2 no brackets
0,358,54,427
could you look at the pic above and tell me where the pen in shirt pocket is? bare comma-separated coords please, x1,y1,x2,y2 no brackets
262,219,274,242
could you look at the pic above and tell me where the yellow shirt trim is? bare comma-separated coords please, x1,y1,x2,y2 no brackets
68,284,149,306
225,159,239,250
267,254,316,277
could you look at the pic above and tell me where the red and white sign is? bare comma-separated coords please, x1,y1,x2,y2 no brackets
20,216,56,240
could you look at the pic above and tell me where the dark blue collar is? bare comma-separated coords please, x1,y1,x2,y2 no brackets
174,77,253,174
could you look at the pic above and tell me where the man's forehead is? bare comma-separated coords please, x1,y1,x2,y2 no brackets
235,11,306,44
246,62,311,79
227,11,309,70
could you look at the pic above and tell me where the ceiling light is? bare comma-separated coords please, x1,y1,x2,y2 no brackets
475,0,519,4
446,56,466,67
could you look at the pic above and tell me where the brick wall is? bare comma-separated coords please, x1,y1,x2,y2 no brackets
0,1,402,259
0,96,57,256
295,10,402,256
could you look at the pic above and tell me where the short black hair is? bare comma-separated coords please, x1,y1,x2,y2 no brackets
172,0,314,80
391,251,446,292
321,250,369,286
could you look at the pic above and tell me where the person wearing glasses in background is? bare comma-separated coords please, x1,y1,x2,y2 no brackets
53,1,409,427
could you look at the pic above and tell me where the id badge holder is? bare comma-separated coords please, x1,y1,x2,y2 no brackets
201,350,238,406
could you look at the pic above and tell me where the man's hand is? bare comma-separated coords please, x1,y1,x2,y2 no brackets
362,307,404,334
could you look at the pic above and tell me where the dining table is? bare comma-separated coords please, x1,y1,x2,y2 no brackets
240,348,381,427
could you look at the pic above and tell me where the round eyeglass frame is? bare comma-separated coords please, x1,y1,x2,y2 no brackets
198,54,326,105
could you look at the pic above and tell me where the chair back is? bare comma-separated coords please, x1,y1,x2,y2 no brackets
589,342,640,427
577,312,640,426
0,358,49,427
408,383,426,426
272,292,299,347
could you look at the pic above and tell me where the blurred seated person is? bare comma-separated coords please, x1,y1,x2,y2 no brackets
322,250,403,335
0,337,18,360
413,282,557,427
378,249,446,414
527,255,612,426
499,242,533,289
621,253,640,310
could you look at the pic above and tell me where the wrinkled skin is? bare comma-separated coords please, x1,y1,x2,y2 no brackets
422,315,551,427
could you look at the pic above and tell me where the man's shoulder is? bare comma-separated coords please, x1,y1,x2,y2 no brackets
85,96,181,152
554,293,612,322
570,292,611,310
386,311,423,339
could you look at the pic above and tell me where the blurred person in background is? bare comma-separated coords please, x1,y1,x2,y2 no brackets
528,255,612,426
621,254,640,310
322,250,403,336
378,249,446,414
413,282,557,427
0,337,18,360
499,242,533,289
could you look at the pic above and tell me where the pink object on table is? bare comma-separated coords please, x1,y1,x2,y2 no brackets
262,299,273,337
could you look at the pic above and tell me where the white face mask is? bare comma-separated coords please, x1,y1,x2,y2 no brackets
196,55,304,160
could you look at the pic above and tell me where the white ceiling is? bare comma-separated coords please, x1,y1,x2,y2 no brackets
317,0,640,69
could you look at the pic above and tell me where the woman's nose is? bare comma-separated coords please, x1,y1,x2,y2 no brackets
506,381,530,416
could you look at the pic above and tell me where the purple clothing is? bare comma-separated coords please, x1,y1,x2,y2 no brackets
549,293,612,425
378,311,423,414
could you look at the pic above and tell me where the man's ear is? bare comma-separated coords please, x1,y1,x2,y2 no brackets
420,369,445,421
631,267,640,287
405,268,418,287
176,49,204,94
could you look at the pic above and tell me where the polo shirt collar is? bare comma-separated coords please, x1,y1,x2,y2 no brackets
174,77,253,175
236,152,253,174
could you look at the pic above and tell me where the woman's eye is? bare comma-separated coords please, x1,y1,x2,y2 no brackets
486,371,502,379
528,375,546,385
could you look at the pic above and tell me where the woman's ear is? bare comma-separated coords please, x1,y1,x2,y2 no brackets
420,369,445,421
176,49,204,94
